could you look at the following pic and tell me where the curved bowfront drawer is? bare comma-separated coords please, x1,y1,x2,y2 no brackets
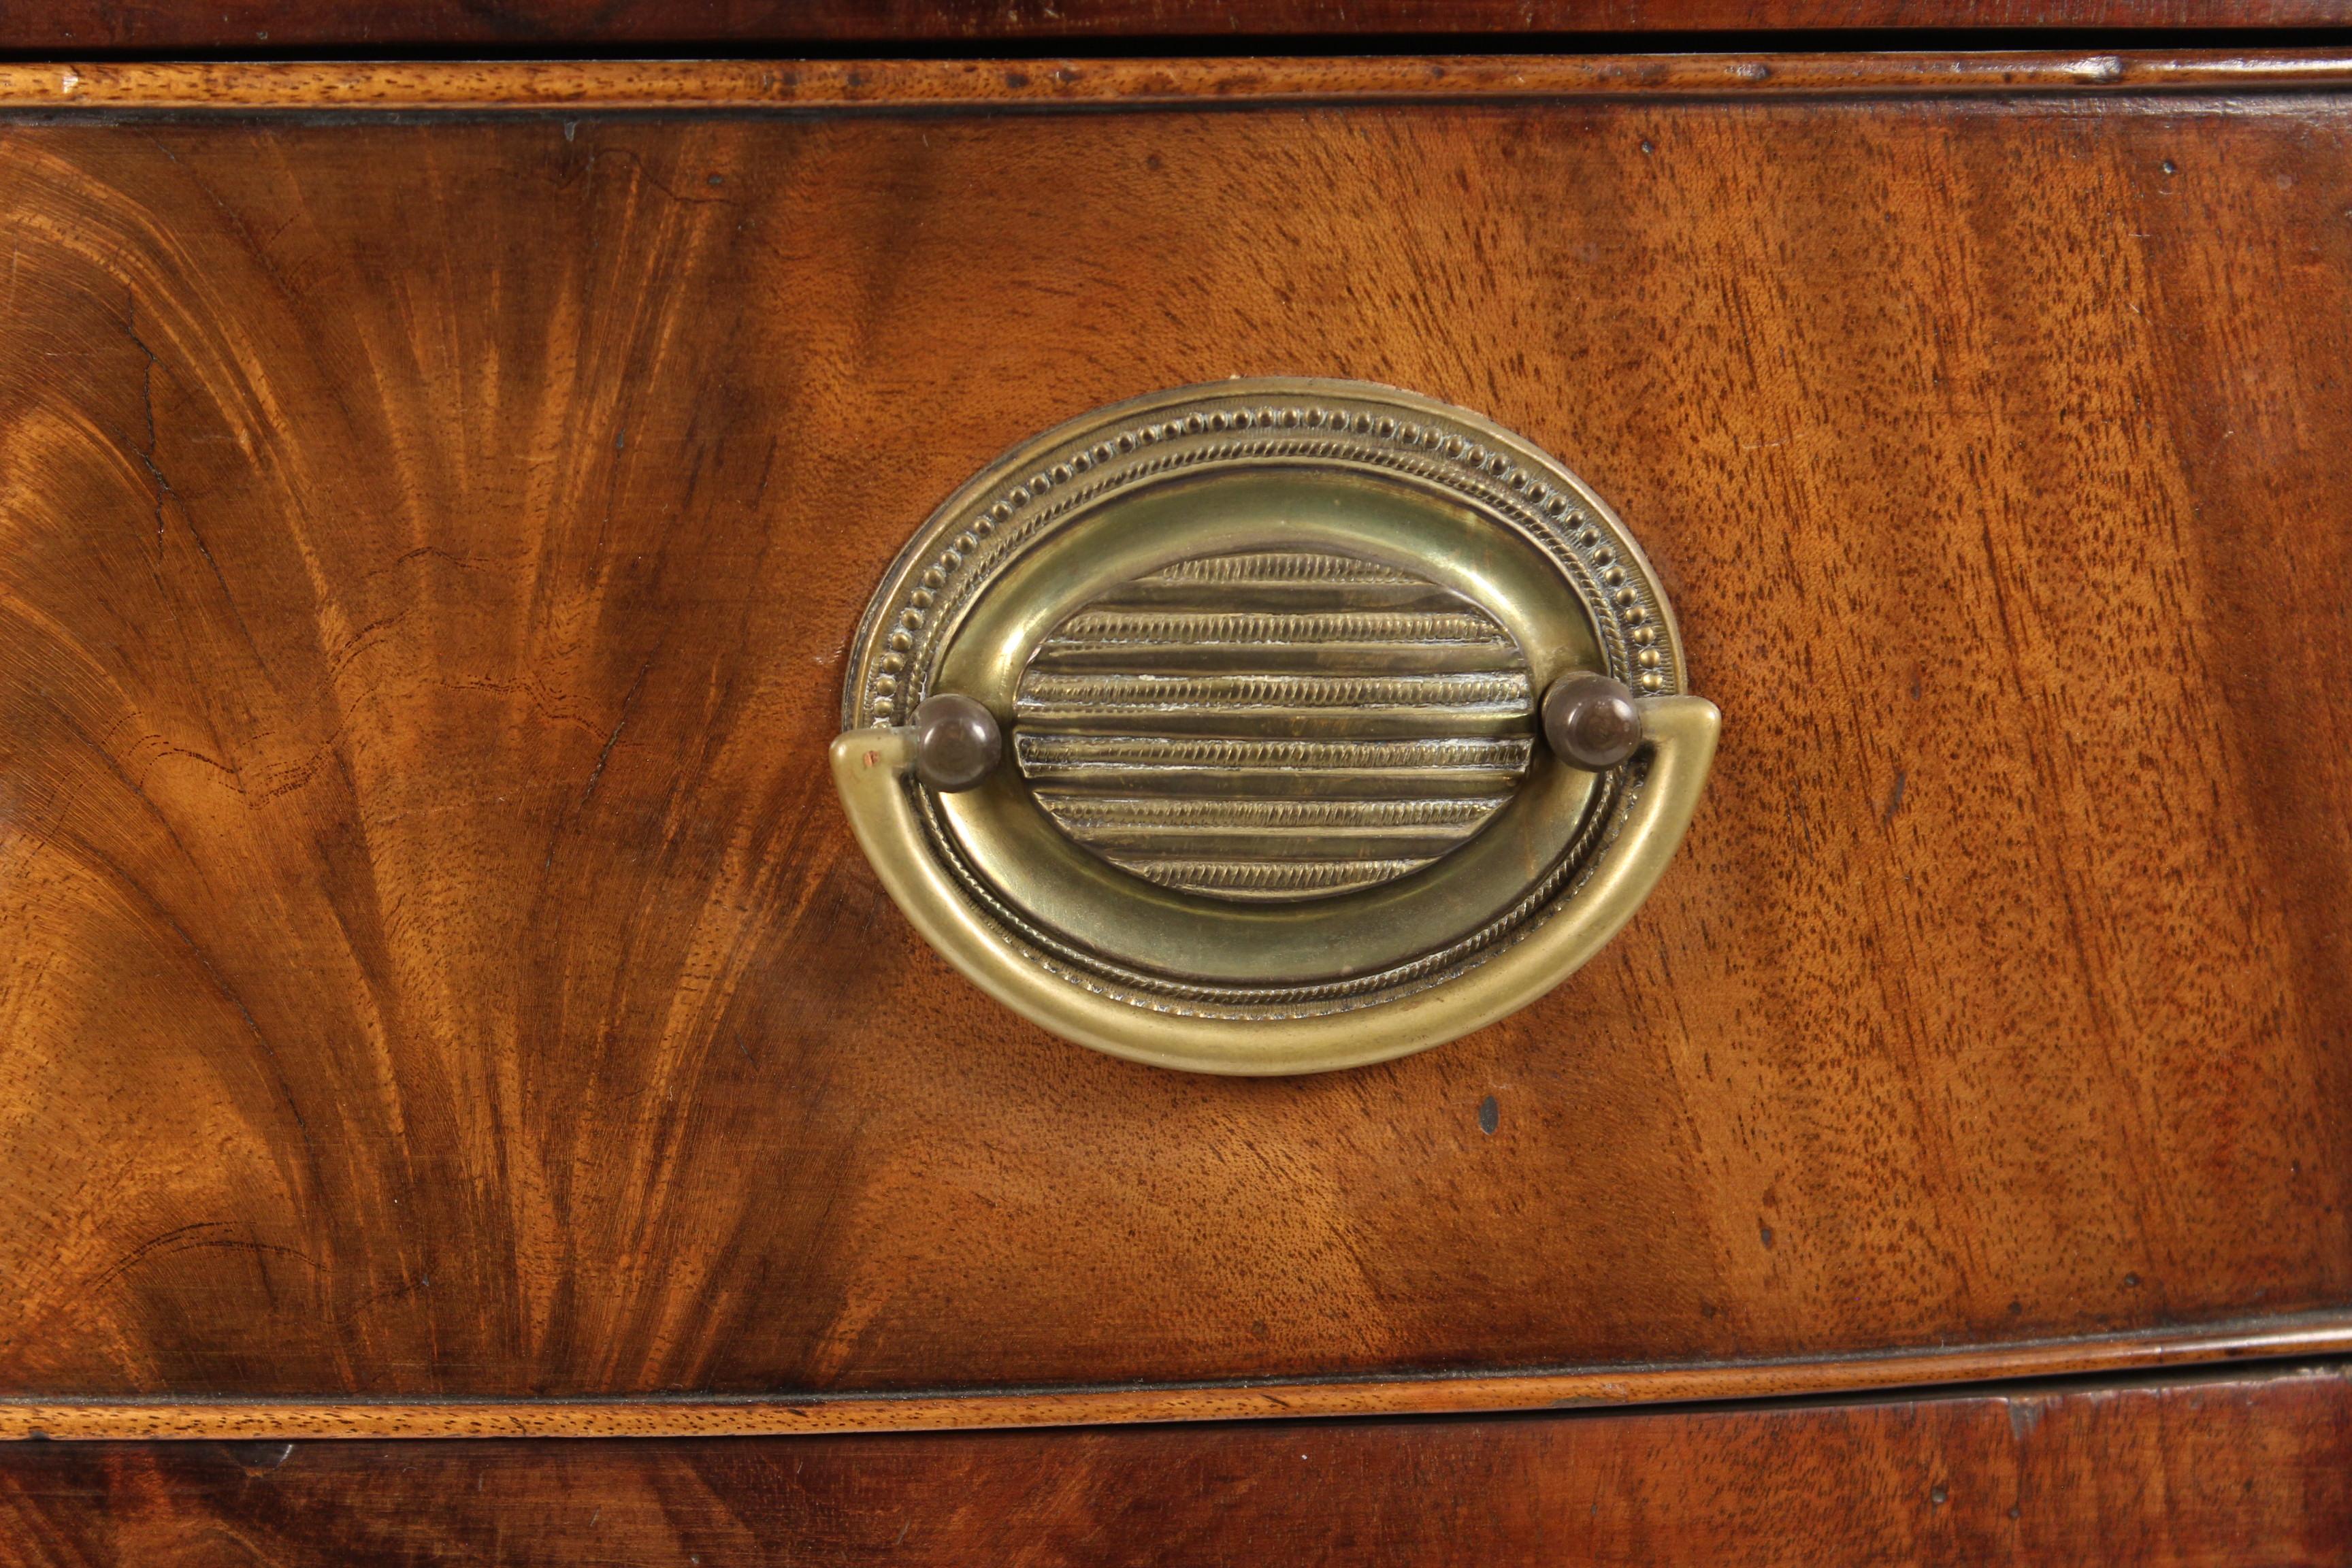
0,53,2346,1439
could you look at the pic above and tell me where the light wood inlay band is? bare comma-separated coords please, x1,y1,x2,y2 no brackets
6,1313,2351,1440
0,53,2348,114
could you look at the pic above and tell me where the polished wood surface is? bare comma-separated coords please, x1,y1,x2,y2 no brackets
6,52,2352,111
3,1368,2348,1565
0,69,2348,1419
7,0,2352,51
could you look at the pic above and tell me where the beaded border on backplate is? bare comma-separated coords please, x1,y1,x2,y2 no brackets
840,381,1686,1019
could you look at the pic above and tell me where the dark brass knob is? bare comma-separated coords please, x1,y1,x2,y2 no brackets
1541,672,1644,770
911,693,1002,792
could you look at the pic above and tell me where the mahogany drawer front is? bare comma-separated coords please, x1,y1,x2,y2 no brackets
4,1367,2349,1566
0,56,2347,1431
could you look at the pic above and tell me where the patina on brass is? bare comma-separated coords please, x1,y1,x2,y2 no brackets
834,378,1718,1075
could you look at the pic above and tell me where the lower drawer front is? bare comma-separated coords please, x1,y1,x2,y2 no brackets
3,1369,2347,1565
0,59,2347,1420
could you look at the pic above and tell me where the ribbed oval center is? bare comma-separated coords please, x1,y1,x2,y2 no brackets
1013,550,1535,902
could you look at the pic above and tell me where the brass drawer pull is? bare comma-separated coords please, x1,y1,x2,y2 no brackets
834,380,1718,1075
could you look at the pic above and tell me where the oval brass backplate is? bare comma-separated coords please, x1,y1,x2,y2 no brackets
834,379,1718,1075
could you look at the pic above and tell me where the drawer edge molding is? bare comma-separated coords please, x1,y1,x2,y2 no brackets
3,1310,2350,1441
1,52,2351,114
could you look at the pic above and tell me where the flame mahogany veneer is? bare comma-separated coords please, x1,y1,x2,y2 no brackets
0,45,2348,1560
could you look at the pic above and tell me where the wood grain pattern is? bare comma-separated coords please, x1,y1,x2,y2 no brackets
0,75,2349,1418
6,0,2352,51
3,1367,2349,1565
4,53,2352,112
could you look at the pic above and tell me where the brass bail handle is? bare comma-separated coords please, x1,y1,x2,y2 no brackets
834,674,1718,1075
